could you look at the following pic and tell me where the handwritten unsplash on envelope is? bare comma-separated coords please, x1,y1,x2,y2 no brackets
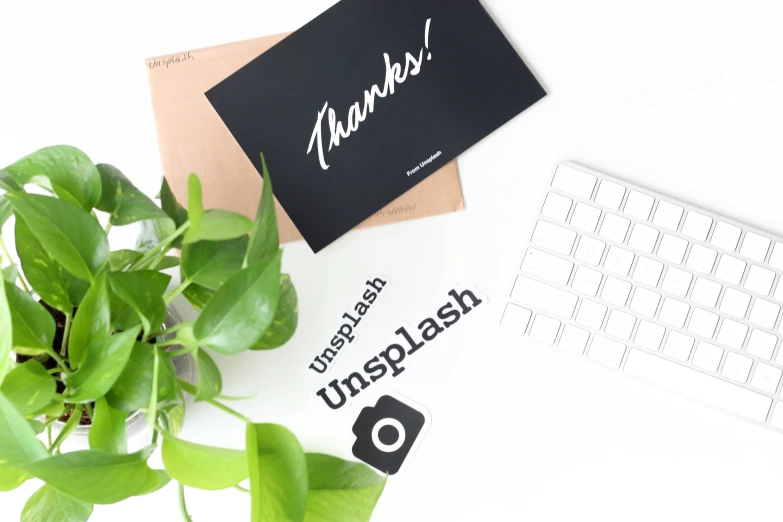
307,19,433,171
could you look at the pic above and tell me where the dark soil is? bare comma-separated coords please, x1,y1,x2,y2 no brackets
16,302,92,426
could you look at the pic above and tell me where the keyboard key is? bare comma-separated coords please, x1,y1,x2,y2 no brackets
588,335,626,368
623,190,655,221
688,308,719,339
714,255,746,285
769,242,783,270
594,180,626,210
774,280,783,303
624,348,771,422
501,304,532,334
605,310,636,341
634,320,665,351
575,300,608,330
601,277,632,307
530,314,561,344
574,236,606,266
746,329,777,360
570,202,601,233
629,287,661,318
751,363,782,393
653,201,684,231
511,276,579,318
599,213,631,243
772,403,783,429
532,220,577,255
720,288,751,318
663,331,695,361
659,297,690,328
632,257,663,287
552,165,597,199
681,211,713,242
716,319,748,350
559,324,590,355
691,277,722,308
657,234,688,264
744,265,775,296
521,248,574,286
686,244,718,275
627,223,659,254
603,246,634,276
692,341,723,372
661,267,692,298
722,352,752,383
571,266,603,296
541,192,573,222
711,221,742,252
740,232,771,262
748,298,780,329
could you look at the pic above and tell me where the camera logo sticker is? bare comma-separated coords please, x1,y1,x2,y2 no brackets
351,394,431,475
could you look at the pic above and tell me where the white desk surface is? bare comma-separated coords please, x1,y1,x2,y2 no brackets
3,0,783,520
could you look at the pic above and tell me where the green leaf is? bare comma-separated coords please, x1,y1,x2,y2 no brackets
251,274,298,350
68,275,110,368
0,390,49,466
186,174,204,230
22,485,93,522
89,397,127,455
181,236,248,290
0,465,28,491
161,434,248,490
4,146,102,211
108,271,171,339
0,195,12,227
64,326,140,403
247,423,308,522
1,262,17,283
193,348,222,402
28,419,46,434
0,169,23,192
96,163,169,226
106,342,177,411
183,209,253,245
19,447,159,505
137,469,172,496
136,217,176,253
5,281,55,356
161,398,186,437
303,454,386,522
245,154,280,266
0,274,9,385
14,217,74,313
7,192,108,282
160,178,188,228
108,249,143,271
194,250,282,355
182,283,214,312
0,361,56,416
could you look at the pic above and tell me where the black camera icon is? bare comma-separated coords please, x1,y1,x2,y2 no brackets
351,395,426,475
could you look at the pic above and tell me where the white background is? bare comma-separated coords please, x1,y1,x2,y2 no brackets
3,0,783,520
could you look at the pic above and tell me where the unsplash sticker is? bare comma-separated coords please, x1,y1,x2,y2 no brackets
351,393,431,475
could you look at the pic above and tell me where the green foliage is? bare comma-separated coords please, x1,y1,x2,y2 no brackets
0,145,384,522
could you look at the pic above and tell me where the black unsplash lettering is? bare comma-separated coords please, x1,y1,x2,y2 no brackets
315,287,485,410
308,277,389,375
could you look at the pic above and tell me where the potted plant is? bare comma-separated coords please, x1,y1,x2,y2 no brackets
0,146,386,522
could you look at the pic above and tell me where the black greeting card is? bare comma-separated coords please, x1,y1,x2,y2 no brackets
206,0,546,252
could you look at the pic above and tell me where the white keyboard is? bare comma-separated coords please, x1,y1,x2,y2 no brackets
503,163,783,430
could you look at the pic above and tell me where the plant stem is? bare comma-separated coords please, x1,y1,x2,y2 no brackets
60,312,72,358
165,344,196,357
84,402,94,421
47,425,52,447
206,398,249,423
128,220,190,271
104,221,113,235
178,484,194,522
148,348,160,431
47,350,71,374
0,235,31,293
163,279,191,305
51,404,82,454
149,321,189,340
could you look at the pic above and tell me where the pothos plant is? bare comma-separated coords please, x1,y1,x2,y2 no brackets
0,146,386,522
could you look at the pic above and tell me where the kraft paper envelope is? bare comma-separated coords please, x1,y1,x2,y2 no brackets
145,33,464,244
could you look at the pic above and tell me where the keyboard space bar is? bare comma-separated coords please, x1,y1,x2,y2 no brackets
624,349,772,423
